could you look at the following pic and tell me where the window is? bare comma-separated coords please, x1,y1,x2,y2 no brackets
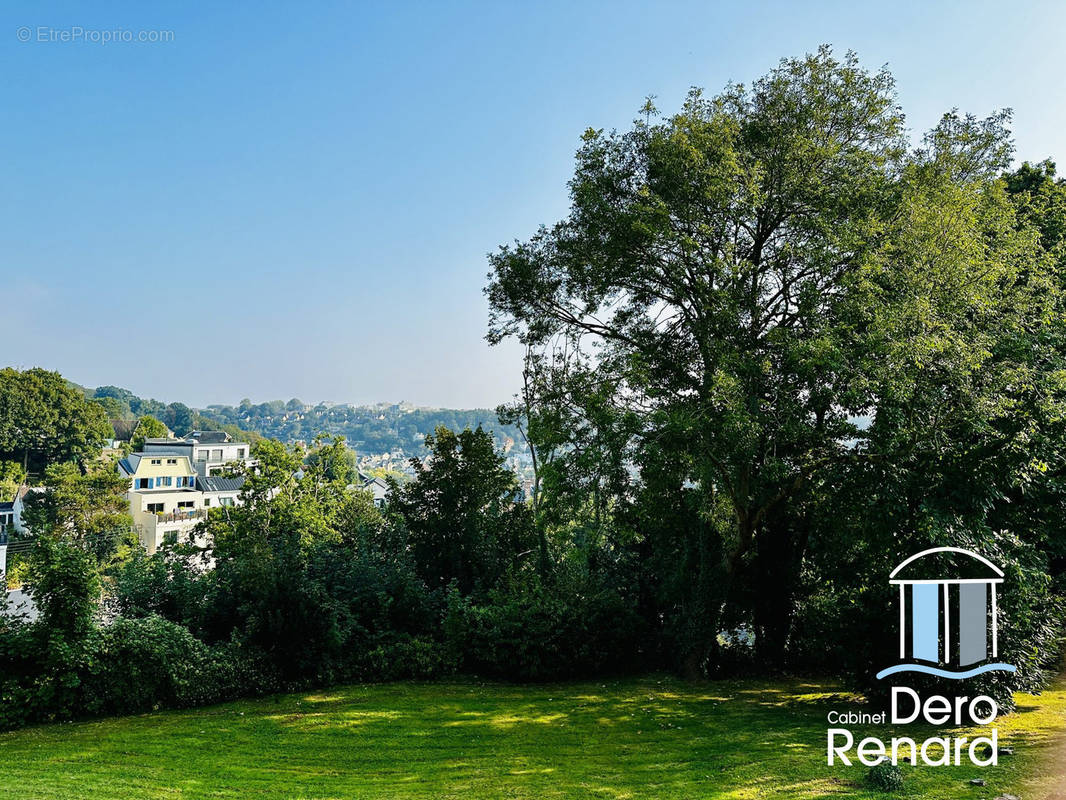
220,497,235,507
150,459,161,465
176,476,194,488
203,498,211,508
167,458,177,465
237,448,246,458
0,513,12,526
177,501,194,509
157,476,173,487
163,530,178,545
211,449,223,460
196,450,207,462
146,503,164,513
135,478,153,489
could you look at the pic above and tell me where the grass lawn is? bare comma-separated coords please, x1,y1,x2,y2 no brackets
1,675,1065,799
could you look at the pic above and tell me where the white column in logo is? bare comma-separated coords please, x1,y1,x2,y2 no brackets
943,582,950,663
899,583,906,659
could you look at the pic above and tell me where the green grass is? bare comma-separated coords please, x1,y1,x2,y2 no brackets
1,675,1064,799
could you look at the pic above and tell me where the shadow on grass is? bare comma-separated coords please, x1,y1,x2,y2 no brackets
2,676,1064,799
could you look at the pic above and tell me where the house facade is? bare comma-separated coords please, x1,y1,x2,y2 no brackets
142,431,256,477
119,452,205,553
117,446,249,553
197,476,243,509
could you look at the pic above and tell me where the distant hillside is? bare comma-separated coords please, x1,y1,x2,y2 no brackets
84,386,526,467
201,399,521,457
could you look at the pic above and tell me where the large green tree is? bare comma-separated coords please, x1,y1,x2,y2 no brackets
486,48,1059,673
0,368,111,473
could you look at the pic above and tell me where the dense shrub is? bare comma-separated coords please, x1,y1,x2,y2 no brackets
354,635,445,681
447,580,645,681
86,615,227,715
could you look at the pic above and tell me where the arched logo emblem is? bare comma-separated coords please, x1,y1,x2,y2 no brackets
876,547,1016,680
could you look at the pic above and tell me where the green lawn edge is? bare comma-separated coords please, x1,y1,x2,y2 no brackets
1,674,1064,799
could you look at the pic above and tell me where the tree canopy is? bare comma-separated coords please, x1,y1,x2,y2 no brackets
486,46,1065,677
130,416,170,450
0,368,112,475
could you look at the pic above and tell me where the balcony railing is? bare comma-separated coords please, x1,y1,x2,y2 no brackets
153,509,206,523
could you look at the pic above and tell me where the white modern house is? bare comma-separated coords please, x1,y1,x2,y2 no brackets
197,476,243,509
142,431,256,477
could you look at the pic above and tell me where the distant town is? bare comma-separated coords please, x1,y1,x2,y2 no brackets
88,385,533,484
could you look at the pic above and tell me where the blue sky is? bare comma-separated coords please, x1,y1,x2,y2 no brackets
3,1,1065,409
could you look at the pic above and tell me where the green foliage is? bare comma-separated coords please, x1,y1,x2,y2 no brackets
20,462,133,560
485,46,1066,682
304,435,358,484
88,383,514,460
91,395,132,422
390,426,534,596
27,536,100,638
0,367,112,473
3,552,29,589
0,458,26,502
201,399,521,457
446,576,645,680
86,615,228,715
130,415,169,449
109,547,211,632
162,403,194,437
0,537,104,724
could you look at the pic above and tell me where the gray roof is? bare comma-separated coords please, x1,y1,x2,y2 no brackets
197,476,245,493
139,445,192,458
0,501,13,512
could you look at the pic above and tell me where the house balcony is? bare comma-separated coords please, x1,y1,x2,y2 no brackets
152,509,206,523
135,508,208,554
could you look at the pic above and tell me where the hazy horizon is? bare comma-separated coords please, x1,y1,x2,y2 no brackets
5,0,1066,408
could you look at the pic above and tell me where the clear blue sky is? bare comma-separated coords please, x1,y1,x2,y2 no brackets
3,1,1065,409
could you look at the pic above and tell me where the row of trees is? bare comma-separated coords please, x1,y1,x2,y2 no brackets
91,386,255,444
0,428,639,727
